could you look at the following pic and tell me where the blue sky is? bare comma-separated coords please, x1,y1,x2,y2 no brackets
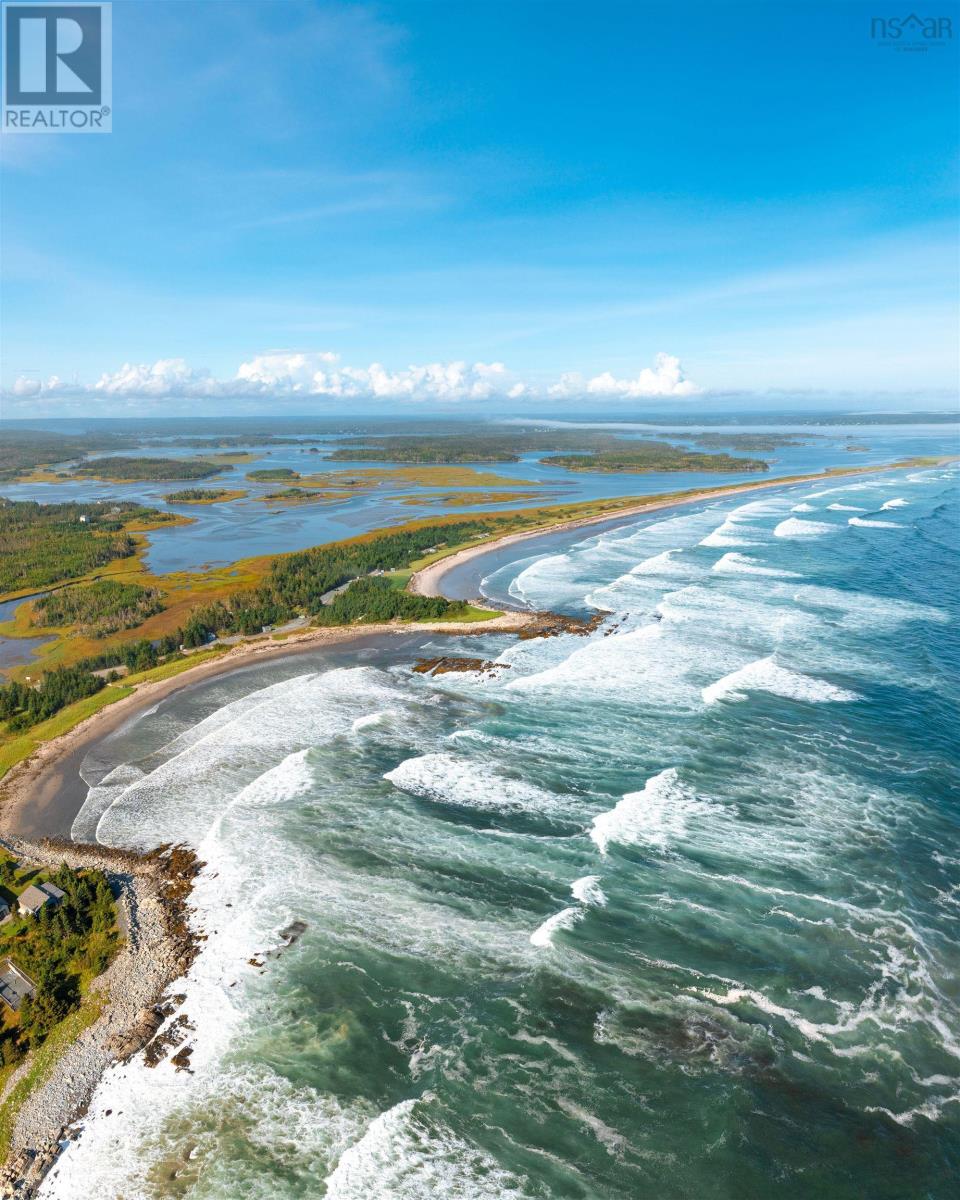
2,0,958,413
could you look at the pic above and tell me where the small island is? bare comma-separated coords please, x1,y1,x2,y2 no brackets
162,488,247,504
546,442,768,473
258,487,351,506
71,457,225,482
246,467,300,482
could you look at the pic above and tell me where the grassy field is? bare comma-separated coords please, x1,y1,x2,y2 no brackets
0,687,134,780
0,649,228,783
296,465,542,490
397,489,548,506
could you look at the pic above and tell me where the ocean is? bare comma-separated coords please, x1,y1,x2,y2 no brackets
41,462,959,1199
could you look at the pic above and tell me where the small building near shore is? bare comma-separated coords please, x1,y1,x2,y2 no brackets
0,958,36,1011
17,882,65,918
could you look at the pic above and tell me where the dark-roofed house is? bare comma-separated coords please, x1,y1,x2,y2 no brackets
0,958,36,1012
17,881,66,918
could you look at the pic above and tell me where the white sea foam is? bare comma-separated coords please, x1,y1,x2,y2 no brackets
507,579,815,705
881,498,909,509
630,549,689,575
530,906,583,946
508,553,572,608
590,768,712,855
702,656,859,705
556,1098,630,1157
730,497,794,516
700,518,751,548
791,502,815,513
384,753,564,814
88,667,408,849
352,709,396,732
827,503,865,511
324,1098,529,1199
711,553,801,578
43,746,343,1198
774,517,838,539
793,585,948,627
849,516,902,529
696,985,829,1043
571,875,607,906
504,620,707,704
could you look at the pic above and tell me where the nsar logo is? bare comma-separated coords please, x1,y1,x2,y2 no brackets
870,13,954,49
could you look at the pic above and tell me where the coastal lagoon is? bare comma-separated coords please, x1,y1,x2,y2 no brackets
39,461,959,1199
2,419,957,576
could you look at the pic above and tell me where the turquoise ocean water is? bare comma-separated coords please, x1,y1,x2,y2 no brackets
42,462,958,1199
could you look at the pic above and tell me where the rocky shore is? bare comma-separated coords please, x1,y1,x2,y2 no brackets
0,839,201,1199
0,605,589,1196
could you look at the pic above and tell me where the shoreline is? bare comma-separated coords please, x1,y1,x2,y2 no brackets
0,453,951,1191
0,839,200,1198
1,457,951,844
407,457,950,598
0,610,534,844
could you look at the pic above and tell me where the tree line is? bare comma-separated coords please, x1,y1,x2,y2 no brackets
0,499,175,593
0,666,105,731
34,580,164,638
73,456,224,481
182,517,508,640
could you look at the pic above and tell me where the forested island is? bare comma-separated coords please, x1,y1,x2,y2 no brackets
547,442,767,473
326,430,624,463
162,488,247,504
0,430,138,482
326,431,772,472
246,467,300,481
72,457,224,482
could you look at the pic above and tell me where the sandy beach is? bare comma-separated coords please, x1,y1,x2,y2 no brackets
0,453,949,1194
407,460,942,599
0,610,533,844
2,456,947,845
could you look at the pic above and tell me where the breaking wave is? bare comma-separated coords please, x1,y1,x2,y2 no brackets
774,518,838,539
711,552,801,578
702,656,860,705
384,753,566,815
571,875,607,906
849,517,902,529
590,768,713,855
530,906,584,947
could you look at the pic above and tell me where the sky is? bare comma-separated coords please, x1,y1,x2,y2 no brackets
1,0,958,415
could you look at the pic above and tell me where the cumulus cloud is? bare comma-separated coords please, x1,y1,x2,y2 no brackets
235,350,340,390
93,358,219,396
549,353,700,400
5,351,700,406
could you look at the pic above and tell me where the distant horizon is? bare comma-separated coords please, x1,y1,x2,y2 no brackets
3,1,958,412
3,402,958,429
